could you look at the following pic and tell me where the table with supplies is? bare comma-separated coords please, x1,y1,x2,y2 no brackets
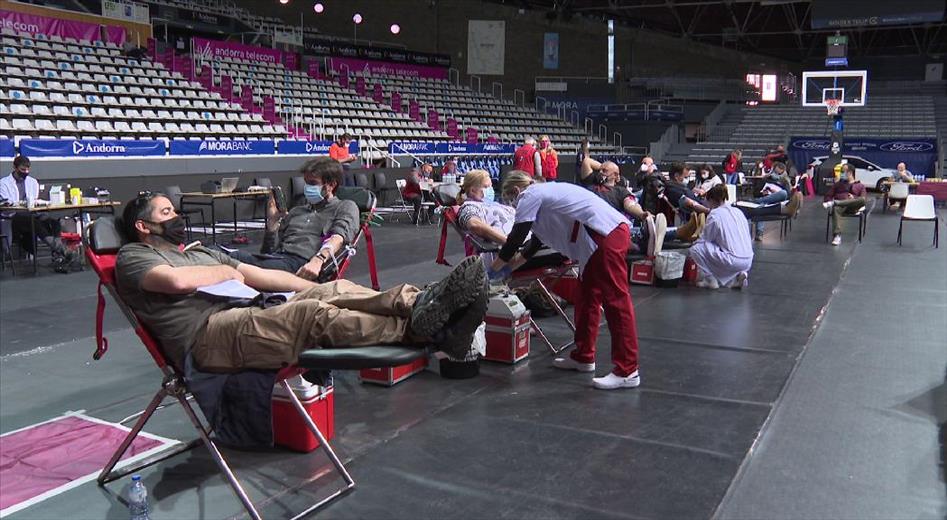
3,200,121,274
179,189,272,244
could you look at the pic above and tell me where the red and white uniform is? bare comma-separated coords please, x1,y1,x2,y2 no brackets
512,183,639,377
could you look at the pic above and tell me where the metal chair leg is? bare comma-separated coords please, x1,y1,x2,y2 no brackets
897,219,903,246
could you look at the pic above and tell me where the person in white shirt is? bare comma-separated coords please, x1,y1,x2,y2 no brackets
490,170,642,390
456,169,566,270
0,155,74,272
689,184,754,290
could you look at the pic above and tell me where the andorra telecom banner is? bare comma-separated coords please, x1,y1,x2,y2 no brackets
192,37,284,66
0,9,126,44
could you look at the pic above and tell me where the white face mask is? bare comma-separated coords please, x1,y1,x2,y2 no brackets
640,164,650,172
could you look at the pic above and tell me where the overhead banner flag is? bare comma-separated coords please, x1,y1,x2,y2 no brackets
170,140,275,156
18,139,165,158
543,33,559,70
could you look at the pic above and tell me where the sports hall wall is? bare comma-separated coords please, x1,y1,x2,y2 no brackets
233,0,795,98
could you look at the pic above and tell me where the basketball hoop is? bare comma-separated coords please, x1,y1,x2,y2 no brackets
825,99,841,116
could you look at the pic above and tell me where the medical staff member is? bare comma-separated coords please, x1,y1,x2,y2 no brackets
490,170,642,390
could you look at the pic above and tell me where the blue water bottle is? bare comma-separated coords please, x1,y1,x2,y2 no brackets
128,475,150,520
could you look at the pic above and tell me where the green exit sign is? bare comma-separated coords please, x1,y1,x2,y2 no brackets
827,35,848,46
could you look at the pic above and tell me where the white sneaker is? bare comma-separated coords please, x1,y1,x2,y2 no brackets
822,200,835,209
592,371,641,390
729,272,748,290
552,356,595,373
831,234,842,246
645,215,657,257
696,276,719,289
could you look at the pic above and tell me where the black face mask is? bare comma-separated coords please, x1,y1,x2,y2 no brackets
144,216,187,245
12,169,28,181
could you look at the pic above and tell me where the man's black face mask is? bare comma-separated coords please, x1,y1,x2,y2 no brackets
144,216,187,245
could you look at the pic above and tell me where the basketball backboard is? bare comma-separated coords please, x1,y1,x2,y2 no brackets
801,70,868,107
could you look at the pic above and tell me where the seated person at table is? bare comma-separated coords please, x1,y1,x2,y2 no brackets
115,192,489,372
329,133,357,169
892,162,914,183
744,161,793,240
0,155,75,273
226,158,359,280
456,169,566,270
822,163,867,247
886,162,915,209
723,149,744,184
591,162,702,254
666,162,711,221
692,164,723,198
689,185,753,290
402,164,436,224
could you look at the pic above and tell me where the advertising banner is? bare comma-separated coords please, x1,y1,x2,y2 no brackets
192,37,283,65
18,139,165,158
788,136,938,177
170,140,275,156
328,57,448,81
1,9,105,43
277,140,358,155
274,27,303,46
0,139,15,157
388,142,515,155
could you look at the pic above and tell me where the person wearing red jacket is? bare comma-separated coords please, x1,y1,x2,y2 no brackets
538,135,559,181
723,149,743,184
513,137,542,178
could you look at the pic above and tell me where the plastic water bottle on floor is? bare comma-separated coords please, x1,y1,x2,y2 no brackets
128,475,150,520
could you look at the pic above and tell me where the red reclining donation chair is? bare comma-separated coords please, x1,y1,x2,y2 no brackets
325,186,381,290
432,184,577,354
85,216,426,519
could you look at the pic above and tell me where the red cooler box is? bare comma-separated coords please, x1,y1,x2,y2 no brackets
484,293,530,364
272,376,334,453
630,258,655,285
359,356,428,386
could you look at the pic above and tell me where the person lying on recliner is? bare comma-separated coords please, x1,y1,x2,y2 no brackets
226,158,360,281
115,192,488,373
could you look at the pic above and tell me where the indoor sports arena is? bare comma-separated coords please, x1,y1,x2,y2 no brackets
0,0,945,518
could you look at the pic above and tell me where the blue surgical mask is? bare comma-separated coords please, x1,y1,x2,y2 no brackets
483,187,495,202
304,184,324,204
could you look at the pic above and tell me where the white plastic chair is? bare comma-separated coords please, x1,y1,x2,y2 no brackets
898,195,938,248
726,184,737,203
885,182,910,213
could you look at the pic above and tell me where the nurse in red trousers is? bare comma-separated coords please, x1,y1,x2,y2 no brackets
490,171,641,390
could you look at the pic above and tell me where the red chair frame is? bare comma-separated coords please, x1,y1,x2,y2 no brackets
433,191,576,354
85,222,359,520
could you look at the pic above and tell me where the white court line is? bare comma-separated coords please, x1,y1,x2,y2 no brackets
0,411,180,518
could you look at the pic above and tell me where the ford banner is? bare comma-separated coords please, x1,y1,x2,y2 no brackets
170,140,275,156
277,140,359,155
19,139,166,158
788,136,938,177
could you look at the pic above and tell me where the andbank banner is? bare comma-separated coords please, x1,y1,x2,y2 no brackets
788,136,938,176
171,140,275,156
0,139,15,157
277,140,359,155
388,142,516,155
19,139,165,158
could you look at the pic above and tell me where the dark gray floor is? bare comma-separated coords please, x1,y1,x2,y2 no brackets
717,207,947,520
1,198,943,519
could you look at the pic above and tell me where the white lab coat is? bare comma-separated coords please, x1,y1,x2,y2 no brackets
689,203,754,286
0,173,39,238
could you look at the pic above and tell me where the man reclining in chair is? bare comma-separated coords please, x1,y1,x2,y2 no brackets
115,192,488,373
225,158,360,281
574,147,703,255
